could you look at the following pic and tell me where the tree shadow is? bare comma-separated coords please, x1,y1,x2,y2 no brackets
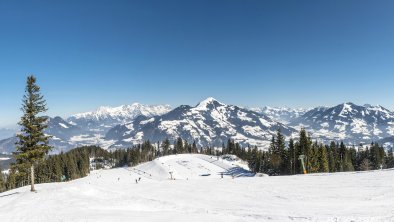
0,192,20,198
220,167,255,177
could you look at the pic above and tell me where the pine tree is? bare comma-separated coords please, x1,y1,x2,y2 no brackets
337,142,346,172
319,144,329,173
161,138,170,155
288,138,295,174
298,128,311,173
275,129,287,174
386,148,394,168
192,140,197,153
307,141,319,173
227,139,235,154
328,141,337,172
176,137,184,154
0,169,5,192
6,170,17,190
268,135,279,175
370,143,384,169
14,75,52,192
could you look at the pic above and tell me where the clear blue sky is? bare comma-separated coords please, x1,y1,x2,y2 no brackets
0,0,394,127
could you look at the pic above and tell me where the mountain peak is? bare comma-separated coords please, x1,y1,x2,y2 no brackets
196,97,224,108
342,102,356,106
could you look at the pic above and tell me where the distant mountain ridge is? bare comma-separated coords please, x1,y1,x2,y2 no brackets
0,103,172,154
1,99,394,154
68,103,172,132
251,106,310,124
105,97,296,148
289,102,394,144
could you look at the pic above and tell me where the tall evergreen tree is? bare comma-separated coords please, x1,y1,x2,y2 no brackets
308,141,320,173
175,137,183,154
319,144,329,173
14,75,52,192
386,148,394,168
192,140,197,153
0,170,5,192
288,138,295,174
298,128,311,173
328,141,337,172
161,138,170,155
275,129,288,174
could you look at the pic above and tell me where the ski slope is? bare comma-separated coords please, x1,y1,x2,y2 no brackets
0,154,393,222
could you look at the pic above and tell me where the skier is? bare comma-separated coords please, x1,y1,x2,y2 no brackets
135,179,138,184
138,177,141,181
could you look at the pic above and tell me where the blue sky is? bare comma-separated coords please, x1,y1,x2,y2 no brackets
0,0,394,127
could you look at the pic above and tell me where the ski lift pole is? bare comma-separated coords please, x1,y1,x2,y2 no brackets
298,155,307,174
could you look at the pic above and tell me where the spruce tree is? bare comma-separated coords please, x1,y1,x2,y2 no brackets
298,128,311,173
14,75,52,192
308,141,320,173
268,135,280,174
161,138,170,155
319,144,329,173
192,140,197,153
275,129,287,174
288,138,295,174
328,142,337,172
176,137,183,154
387,148,394,168
0,170,5,192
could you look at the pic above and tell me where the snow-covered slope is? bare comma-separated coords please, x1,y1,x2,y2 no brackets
290,103,394,144
251,106,309,124
0,154,392,222
105,98,296,149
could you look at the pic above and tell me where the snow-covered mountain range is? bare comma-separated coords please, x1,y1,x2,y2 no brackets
289,103,394,145
251,106,310,124
105,97,295,148
68,103,171,132
1,99,394,154
0,103,172,154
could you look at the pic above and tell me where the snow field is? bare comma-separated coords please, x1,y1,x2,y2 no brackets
0,154,393,222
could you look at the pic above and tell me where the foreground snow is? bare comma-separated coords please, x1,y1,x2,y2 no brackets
0,154,393,222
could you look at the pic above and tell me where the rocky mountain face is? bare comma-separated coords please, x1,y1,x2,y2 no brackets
105,98,296,149
1,99,394,154
67,103,172,133
289,103,394,144
0,103,172,154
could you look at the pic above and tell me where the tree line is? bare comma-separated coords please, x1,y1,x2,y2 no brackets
243,128,394,175
1,132,393,193
0,146,111,192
